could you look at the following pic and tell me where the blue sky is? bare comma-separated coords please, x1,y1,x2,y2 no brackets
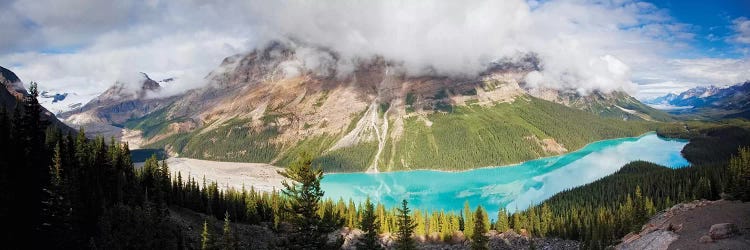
648,0,749,58
0,0,748,113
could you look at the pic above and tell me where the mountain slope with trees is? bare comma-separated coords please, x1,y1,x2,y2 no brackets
58,41,669,172
2,82,748,249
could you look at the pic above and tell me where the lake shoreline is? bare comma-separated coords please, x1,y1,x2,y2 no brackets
324,131,686,175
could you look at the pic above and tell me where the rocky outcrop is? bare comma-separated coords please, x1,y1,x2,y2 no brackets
708,223,739,240
616,200,750,250
617,230,678,250
335,228,579,250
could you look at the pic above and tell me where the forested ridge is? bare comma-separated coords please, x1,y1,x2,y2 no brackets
2,84,749,249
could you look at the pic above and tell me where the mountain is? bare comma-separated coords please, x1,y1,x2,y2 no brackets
62,41,669,171
0,66,74,133
58,73,179,140
646,81,750,119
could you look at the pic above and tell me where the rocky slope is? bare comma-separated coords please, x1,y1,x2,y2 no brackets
58,73,178,141
616,199,750,250
62,41,669,171
0,66,74,133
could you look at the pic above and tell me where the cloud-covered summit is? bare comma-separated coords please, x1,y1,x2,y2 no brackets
1,0,748,110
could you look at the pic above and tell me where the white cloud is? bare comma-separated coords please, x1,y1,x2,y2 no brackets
2,31,250,106
730,17,750,44
0,0,747,109
245,0,712,96
633,58,750,99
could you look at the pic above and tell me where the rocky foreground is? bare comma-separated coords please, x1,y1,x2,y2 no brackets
616,199,750,250
335,228,578,250
170,199,748,249
170,206,578,249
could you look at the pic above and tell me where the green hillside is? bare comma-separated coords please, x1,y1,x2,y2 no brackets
380,96,652,171
140,95,656,172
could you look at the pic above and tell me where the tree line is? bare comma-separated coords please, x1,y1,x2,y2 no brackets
2,84,748,249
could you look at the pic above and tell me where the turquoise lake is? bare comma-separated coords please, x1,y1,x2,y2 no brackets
321,132,690,218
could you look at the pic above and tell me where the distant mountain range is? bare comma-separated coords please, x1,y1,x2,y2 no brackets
57,41,669,171
57,72,179,140
645,81,750,119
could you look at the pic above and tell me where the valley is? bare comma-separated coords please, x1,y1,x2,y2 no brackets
62,42,667,173
3,2,749,248
144,132,689,220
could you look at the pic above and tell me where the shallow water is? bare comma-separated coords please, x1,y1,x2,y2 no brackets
321,132,690,218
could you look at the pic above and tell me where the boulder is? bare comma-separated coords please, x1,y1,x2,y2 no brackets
665,223,683,233
698,235,713,243
709,223,738,240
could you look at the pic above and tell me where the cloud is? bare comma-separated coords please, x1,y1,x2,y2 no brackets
633,58,750,99
249,0,688,95
730,17,750,44
2,31,249,104
0,0,745,109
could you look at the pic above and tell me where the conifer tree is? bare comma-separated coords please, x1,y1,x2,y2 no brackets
278,153,339,249
222,211,236,250
357,197,382,250
413,209,426,237
729,147,750,201
511,211,523,233
495,208,510,232
395,199,416,250
347,199,357,228
201,219,214,250
539,204,552,237
463,201,474,238
470,206,489,250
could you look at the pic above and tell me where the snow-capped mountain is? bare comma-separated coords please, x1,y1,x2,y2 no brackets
646,81,750,118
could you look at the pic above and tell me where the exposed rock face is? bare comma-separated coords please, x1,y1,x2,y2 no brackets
708,223,738,240
59,72,177,140
0,65,25,109
60,40,667,170
616,200,750,250
617,230,678,250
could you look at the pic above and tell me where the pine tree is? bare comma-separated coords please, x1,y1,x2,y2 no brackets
395,199,416,250
470,206,489,250
278,153,339,249
357,197,382,250
539,204,552,237
347,199,357,228
222,211,236,250
42,142,72,247
495,208,510,232
634,185,647,224
245,196,259,224
463,201,474,238
201,219,214,250
729,147,750,201
511,211,523,233
413,209,426,237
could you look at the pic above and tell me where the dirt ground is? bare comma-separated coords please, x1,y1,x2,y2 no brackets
165,158,287,192
667,200,750,250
